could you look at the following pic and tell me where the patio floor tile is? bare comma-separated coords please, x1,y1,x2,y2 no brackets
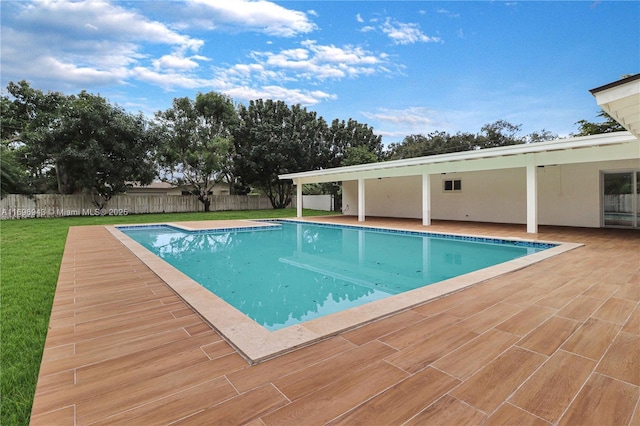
29,218,640,425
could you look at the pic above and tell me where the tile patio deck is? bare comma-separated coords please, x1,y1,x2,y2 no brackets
30,217,639,425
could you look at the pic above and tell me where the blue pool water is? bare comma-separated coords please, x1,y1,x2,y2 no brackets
120,221,554,331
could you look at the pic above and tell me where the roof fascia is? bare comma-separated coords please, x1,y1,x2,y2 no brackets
289,140,639,184
280,132,637,183
591,79,640,106
589,73,640,95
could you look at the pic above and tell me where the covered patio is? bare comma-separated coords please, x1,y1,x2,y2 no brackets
284,132,639,234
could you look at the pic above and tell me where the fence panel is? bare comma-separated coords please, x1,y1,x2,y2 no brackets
1,194,276,219
301,195,333,211
1,194,36,219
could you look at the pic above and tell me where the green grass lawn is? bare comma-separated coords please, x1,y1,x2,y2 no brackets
0,208,336,425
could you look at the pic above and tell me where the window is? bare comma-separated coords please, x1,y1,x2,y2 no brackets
443,179,462,192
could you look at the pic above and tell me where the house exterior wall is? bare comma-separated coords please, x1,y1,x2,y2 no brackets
342,158,639,228
537,163,595,227
432,168,525,224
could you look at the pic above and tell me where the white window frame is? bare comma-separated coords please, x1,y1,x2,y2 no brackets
443,179,462,192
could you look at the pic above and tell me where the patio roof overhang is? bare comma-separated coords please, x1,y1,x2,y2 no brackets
590,73,640,138
279,131,640,184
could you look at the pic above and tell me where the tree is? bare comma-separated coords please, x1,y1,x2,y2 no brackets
573,111,625,136
525,129,558,143
385,120,555,160
1,81,65,193
386,131,475,160
233,99,328,209
315,118,383,210
341,145,380,166
476,120,524,148
46,91,157,208
155,92,238,212
325,118,383,168
1,95,28,195
0,143,29,196
2,81,156,205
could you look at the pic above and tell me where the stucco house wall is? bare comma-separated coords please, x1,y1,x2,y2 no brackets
431,168,525,224
342,158,639,228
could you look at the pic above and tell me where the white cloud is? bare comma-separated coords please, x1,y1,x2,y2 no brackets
226,63,279,82
0,1,420,115
131,67,211,91
437,9,460,18
189,0,316,37
356,13,364,23
222,85,336,105
244,40,391,82
132,46,341,106
362,107,449,139
303,40,380,66
153,54,202,72
123,33,390,106
200,38,395,106
268,47,311,63
381,18,441,45
0,27,129,88
18,0,202,51
1,0,205,91
40,56,126,86
364,107,441,127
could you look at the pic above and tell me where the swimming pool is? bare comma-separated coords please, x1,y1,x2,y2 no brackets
119,220,554,331
110,219,579,362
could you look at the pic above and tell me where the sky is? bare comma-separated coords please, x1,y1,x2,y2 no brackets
1,0,638,145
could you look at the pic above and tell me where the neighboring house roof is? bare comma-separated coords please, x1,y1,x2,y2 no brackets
129,181,177,190
590,73,640,138
127,181,232,196
126,181,183,195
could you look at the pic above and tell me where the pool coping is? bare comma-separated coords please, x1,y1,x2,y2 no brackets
106,219,583,364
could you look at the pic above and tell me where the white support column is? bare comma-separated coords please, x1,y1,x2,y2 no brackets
296,181,303,218
358,178,365,222
422,173,431,226
526,161,538,234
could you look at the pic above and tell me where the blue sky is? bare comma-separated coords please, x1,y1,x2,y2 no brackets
2,1,638,144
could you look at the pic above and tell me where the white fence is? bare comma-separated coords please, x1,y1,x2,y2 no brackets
299,194,334,211
0,194,274,219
